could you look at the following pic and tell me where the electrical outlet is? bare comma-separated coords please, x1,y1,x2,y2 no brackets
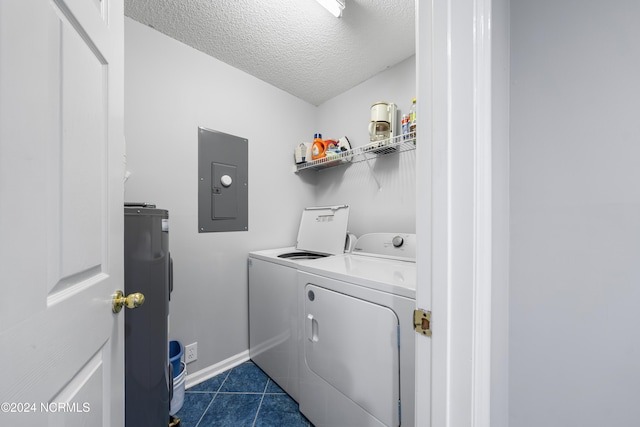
185,342,197,363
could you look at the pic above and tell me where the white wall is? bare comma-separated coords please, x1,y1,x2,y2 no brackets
315,57,417,236
510,0,640,425
124,18,416,373
124,18,317,372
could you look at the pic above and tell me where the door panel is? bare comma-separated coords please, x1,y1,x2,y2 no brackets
60,20,105,279
53,4,108,295
0,0,124,425
48,349,104,427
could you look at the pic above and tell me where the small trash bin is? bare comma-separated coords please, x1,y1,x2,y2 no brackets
169,340,183,379
170,361,186,415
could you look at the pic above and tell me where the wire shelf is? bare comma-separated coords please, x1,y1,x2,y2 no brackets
295,134,416,172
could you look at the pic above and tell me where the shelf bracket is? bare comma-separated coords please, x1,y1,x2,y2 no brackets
363,156,383,190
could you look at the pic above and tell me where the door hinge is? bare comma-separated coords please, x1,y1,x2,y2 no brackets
413,309,431,337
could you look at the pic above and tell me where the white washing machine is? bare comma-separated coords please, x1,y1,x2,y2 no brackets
297,233,417,427
248,205,351,402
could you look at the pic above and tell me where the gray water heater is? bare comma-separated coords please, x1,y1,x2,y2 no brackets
124,204,173,426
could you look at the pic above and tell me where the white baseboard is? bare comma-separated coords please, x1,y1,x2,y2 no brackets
184,350,250,390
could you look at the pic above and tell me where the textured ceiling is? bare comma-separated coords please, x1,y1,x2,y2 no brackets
124,0,415,106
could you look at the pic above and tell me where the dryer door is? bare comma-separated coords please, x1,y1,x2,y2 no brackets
304,283,400,426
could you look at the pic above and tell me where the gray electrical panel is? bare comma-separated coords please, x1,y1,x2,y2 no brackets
198,127,248,232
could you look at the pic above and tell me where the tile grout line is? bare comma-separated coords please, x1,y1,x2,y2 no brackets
193,393,217,427
194,369,231,427
188,391,286,395
251,378,271,427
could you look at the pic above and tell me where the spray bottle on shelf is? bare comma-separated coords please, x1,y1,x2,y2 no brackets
409,98,417,143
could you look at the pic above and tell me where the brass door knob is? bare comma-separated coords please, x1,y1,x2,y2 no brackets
112,290,145,313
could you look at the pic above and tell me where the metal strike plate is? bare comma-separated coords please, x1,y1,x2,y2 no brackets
414,309,432,337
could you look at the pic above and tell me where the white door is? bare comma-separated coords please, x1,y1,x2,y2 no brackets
0,0,125,426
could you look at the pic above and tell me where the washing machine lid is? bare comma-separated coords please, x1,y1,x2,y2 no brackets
295,205,350,255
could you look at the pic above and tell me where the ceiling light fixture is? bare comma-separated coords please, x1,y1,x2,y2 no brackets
315,0,345,18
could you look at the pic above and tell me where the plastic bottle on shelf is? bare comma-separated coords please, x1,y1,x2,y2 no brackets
312,133,326,160
401,114,410,140
409,98,417,143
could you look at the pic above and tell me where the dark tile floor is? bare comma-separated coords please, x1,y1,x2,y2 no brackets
174,360,313,427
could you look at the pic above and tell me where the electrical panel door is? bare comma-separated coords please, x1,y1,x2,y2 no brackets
198,127,248,232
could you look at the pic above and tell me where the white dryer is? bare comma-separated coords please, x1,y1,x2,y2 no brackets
297,233,417,427
248,205,350,402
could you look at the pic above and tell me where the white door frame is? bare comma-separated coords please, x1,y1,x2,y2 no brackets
415,0,504,426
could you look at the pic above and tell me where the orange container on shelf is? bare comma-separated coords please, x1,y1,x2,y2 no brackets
325,140,338,151
312,133,326,160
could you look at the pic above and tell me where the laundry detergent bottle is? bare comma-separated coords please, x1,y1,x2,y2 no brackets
312,133,326,160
